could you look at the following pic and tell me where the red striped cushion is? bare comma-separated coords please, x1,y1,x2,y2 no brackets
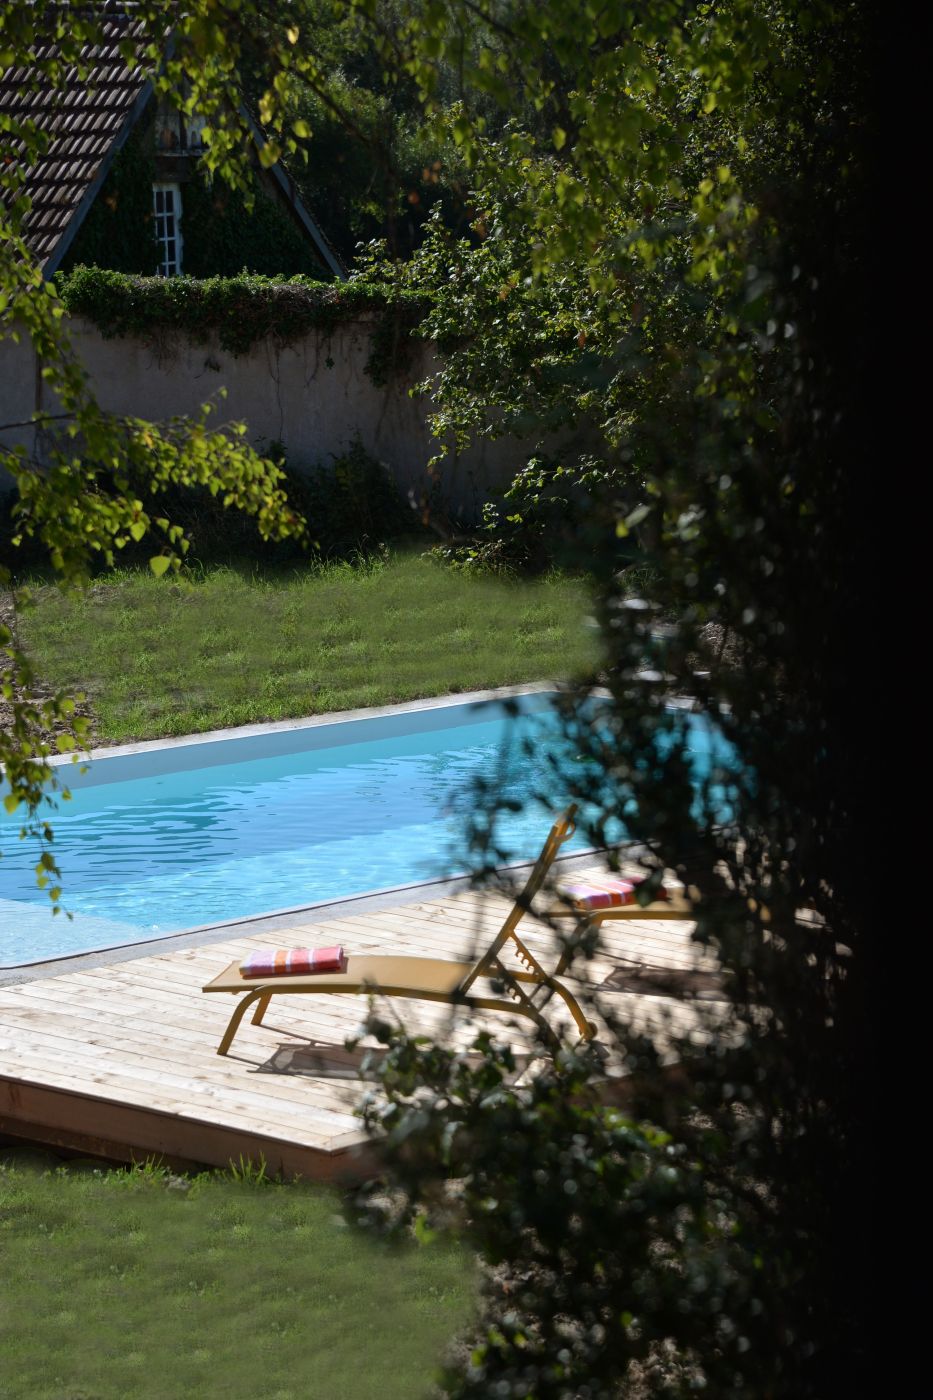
239,946,347,979
556,876,667,910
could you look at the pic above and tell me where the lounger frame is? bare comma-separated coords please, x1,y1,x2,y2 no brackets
202,808,697,1055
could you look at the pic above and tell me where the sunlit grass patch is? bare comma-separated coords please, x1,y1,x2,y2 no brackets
18,552,599,743
0,1159,475,1400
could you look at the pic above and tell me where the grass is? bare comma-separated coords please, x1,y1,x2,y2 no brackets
17,553,599,744
0,1157,475,1400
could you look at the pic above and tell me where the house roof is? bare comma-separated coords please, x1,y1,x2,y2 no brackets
0,9,345,279
0,12,152,272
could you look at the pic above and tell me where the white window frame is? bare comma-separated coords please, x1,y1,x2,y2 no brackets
185,111,208,151
152,182,183,277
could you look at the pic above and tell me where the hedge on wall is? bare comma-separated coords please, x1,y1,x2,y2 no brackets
54,266,431,383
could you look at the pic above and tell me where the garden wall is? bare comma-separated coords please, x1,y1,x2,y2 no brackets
0,316,520,521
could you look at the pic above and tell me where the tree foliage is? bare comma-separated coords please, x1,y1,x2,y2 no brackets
268,0,476,262
1,2,878,1391
341,1,878,1394
0,0,340,881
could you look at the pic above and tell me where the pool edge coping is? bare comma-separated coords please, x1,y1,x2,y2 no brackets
0,846,620,985
42,680,569,769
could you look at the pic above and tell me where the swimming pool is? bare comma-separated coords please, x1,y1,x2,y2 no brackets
0,689,730,966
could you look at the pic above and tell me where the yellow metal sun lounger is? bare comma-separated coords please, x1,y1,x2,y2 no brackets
202,806,700,1056
203,806,600,1055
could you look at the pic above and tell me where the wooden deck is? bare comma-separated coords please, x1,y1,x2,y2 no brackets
0,873,719,1180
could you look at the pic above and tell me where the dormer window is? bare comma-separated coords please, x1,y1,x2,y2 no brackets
153,183,182,275
154,94,207,154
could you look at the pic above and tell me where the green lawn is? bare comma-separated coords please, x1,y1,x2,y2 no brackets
18,554,598,744
0,1159,474,1400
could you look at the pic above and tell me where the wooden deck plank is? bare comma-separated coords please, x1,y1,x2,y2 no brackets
0,998,380,1117
0,1066,363,1151
0,1030,363,1133
0,974,475,1071
0,972,473,1067
0,877,716,1179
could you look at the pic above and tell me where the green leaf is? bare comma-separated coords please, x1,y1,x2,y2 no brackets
149,555,172,577
413,1213,437,1246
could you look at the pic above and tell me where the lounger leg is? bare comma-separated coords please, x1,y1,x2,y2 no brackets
251,993,272,1027
505,998,563,1052
547,919,600,1042
545,978,598,1041
550,917,591,977
524,1002,564,1052
465,992,562,1052
216,990,267,1056
513,965,598,1042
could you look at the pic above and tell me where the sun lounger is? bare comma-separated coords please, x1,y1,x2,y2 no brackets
547,871,704,995
551,872,694,923
203,806,593,1055
202,807,703,1056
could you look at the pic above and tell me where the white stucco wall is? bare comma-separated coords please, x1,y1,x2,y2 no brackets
0,316,524,520
0,327,39,464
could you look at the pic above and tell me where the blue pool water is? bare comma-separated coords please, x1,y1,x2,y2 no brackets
0,693,732,965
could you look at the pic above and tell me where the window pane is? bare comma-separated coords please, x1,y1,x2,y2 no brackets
152,185,182,277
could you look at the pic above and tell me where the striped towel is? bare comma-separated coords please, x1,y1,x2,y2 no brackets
239,946,348,979
556,876,667,911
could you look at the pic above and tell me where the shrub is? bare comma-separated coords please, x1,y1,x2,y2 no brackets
0,442,422,576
